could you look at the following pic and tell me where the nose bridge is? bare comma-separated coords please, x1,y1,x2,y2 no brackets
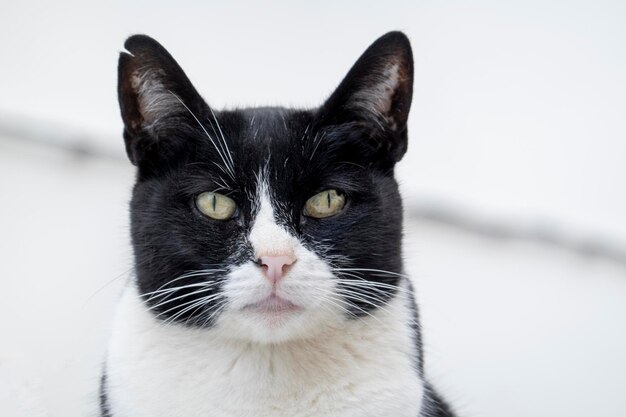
249,188,298,285
248,187,297,259
250,222,295,258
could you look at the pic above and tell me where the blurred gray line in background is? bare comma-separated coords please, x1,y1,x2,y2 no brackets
410,202,626,267
0,112,123,161
2,112,625,268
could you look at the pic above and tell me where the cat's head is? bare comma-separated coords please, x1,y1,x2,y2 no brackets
118,32,413,343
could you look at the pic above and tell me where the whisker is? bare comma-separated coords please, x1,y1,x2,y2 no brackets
313,287,384,325
334,288,395,318
208,106,235,170
147,285,219,311
199,299,229,327
156,293,225,325
333,267,409,278
145,268,227,295
334,287,420,328
168,91,235,180
309,289,360,320
184,297,226,327
168,294,226,327
333,276,412,295
142,281,221,300
308,131,325,162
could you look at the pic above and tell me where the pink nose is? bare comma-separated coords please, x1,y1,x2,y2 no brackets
259,255,296,285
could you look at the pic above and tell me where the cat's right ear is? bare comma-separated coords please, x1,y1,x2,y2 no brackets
118,35,205,165
317,32,413,166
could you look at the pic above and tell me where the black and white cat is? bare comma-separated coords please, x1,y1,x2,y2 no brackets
101,31,455,417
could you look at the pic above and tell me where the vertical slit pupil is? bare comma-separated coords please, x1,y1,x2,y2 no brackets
327,192,331,208
212,194,217,211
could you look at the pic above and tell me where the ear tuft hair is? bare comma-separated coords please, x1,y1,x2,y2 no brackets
320,31,414,163
323,32,413,130
118,35,206,164
118,35,204,131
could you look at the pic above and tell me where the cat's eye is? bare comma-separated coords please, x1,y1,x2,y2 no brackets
196,192,238,220
304,189,346,219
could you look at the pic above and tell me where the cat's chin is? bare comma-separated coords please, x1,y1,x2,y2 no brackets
215,303,336,345
242,294,303,315
240,295,306,339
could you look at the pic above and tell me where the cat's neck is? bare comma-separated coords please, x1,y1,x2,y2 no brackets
105,283,425,417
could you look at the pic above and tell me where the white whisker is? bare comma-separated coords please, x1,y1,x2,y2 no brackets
143,268,227,296
333,267,409,278
208,105,235,170
157,293,225,325
147,285,218,312
142,281,221,300
168,91,236,180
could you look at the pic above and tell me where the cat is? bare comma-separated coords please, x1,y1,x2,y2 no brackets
101,31,456,417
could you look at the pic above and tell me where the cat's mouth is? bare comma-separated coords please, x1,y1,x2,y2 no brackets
242,294,302,314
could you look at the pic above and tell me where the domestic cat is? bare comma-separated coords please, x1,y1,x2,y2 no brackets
101,31,456,417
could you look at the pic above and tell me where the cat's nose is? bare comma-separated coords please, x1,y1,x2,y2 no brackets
258,255,296,285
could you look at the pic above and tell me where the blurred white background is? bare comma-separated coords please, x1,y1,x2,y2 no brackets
0,1,624,416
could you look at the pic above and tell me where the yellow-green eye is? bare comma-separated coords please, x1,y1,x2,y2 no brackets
304,189,346,218
196,192,238,220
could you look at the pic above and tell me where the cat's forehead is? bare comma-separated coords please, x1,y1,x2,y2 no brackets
229,107,310,144
171,107,314,198
214,107,314,172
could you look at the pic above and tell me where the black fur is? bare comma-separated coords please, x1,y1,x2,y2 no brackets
108,31,455,417
119,32,414,325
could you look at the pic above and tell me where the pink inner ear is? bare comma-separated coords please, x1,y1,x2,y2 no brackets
260,255,296,284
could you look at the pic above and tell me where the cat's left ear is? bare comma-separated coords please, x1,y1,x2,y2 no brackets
319,31,414,162
118,35,206,165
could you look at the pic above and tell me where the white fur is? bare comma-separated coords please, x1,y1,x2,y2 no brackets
105,184,424,416
220,188,340,343
130,69,182,129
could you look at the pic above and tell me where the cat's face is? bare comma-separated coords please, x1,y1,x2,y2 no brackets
118,32,413,343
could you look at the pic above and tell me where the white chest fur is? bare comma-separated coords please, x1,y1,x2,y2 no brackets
105,285,424,417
